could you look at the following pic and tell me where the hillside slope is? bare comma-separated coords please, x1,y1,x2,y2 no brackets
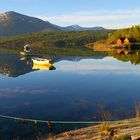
0,11,59,36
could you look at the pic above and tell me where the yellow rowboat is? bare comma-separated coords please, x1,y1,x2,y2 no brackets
32,63,52,70
32,57,55,70
32,57,52,65
20,52,26,56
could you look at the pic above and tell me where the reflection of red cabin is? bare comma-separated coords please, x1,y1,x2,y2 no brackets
124,38,129,44
116,37,136,45
117,38,124,45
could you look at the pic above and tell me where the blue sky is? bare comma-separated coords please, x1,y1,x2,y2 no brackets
0,0,140,28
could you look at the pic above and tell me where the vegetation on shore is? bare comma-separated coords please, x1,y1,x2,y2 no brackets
0,25,140,56
110,25,140,41
51,119,140,140
50,104,140,140
87,25,140,52
0,30,114,55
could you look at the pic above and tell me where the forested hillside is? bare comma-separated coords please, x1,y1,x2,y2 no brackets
110,25,140,41
0,30,113,51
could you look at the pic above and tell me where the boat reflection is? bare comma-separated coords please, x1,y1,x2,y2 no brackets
32,57,56,71
0,54,56,77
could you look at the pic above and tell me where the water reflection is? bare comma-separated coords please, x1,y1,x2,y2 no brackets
0,54,33,77
0,54,55,77
1,51,140,78
0,52,140,139
109,49,140,65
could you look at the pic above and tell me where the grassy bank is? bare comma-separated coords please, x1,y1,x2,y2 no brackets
48,119,140,140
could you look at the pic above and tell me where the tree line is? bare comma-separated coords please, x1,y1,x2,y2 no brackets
0,30,113,52
110,25,140,42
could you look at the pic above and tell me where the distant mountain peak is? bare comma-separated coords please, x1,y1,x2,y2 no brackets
5,11,17,14
3,11,32,19
71,24,81,28
4,11,20,17
0,11,59,36
63,24,105,31
0,11,106,36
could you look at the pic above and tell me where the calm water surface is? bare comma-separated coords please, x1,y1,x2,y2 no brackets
0,53,140,139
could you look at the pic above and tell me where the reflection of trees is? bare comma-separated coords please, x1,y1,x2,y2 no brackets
0,54,34,77
109,51,140,65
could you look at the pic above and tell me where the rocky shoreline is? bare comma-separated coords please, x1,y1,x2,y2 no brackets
46,119,140,140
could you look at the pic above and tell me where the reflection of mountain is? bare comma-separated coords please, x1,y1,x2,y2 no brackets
0,53,34,77
53,56,105,63
0,54,106,77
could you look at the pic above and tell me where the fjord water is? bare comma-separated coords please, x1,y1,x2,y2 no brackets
0,53,140,138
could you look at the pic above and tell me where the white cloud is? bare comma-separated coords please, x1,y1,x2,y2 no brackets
54,57,140,75
0,87,58,98
37,9,140,29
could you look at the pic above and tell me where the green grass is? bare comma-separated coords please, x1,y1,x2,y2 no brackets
116,135,131,140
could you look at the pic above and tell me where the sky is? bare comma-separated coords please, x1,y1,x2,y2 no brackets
0,0,140,29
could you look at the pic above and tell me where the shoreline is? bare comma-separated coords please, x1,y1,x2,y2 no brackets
48,119,140,140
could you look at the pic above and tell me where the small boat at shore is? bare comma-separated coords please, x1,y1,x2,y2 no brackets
32,57,52,65
20,44,36,56
32,57,54,70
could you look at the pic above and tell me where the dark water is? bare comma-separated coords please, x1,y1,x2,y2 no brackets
0,53,140,139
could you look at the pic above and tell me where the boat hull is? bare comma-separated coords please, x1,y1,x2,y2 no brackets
32,63,52,70
32,59,51,65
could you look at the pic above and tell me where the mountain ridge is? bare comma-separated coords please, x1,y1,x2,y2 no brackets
0,11,60,36
62,24,105,31
0,11,106,36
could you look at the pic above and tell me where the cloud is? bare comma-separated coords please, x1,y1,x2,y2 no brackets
55,57,140,75
0,87,58,98
37,9,140,29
